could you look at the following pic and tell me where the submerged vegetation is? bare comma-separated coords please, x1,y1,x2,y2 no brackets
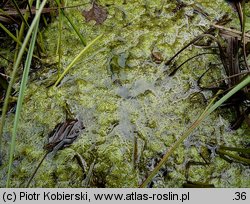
0,0,249,187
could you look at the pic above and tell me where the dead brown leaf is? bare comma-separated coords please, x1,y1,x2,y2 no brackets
82,2,108,25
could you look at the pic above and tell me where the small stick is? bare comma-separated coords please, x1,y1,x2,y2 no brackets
211,24,250,40
26,151,49,187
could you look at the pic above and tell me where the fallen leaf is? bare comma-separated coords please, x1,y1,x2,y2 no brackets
82,2,108,25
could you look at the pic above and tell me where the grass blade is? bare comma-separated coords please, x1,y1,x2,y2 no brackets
56,3,63,76
140,75,250,187
54,0,86,46
10,0,30,28
53,34,103,87
0,23,23,47
5,0,42,188
0,0,47,179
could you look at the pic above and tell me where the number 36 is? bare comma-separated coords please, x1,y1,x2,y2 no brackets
234,192,246,200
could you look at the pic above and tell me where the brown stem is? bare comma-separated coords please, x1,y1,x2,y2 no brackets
26,151,49,187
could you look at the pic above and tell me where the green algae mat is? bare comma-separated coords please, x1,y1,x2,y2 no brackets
0,0,250,187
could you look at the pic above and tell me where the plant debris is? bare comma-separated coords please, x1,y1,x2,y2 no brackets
26,118,85,187
165,15,250,130
44,119,85,153
82,2,108,25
